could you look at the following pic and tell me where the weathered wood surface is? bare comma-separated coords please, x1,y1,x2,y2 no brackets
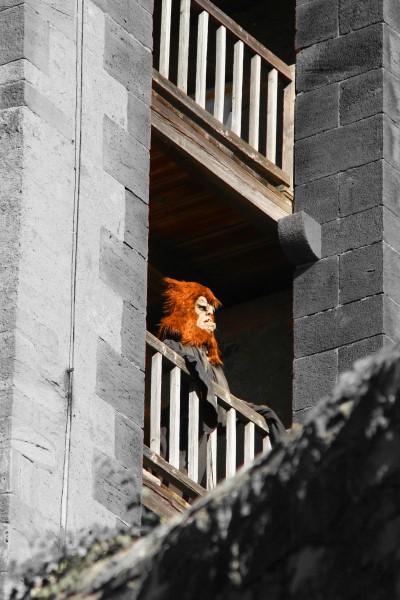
151,91,291,227
22,345,400,599
143,445,206,499
153,69,292,192
142,470,190,519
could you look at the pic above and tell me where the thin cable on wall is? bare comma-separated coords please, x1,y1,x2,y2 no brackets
60,0,85,542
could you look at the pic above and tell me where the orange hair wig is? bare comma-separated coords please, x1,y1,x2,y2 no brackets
158,277,223,365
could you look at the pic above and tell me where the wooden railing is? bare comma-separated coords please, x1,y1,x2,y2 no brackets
153,0,295,187
145,332,271,499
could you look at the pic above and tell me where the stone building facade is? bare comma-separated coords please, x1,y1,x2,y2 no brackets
0,0,399,596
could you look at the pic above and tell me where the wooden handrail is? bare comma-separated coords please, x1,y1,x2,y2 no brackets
146,331,269,433
192,0,293,81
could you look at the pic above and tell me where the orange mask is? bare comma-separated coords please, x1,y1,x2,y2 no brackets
158,277,223,365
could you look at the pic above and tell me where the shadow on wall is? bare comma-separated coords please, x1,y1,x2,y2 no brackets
217,289,293,428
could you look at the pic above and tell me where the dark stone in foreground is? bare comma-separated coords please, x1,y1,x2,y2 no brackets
20,347,400,599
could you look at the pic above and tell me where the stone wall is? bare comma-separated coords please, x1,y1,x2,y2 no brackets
0,0,152,595
293,0,400,422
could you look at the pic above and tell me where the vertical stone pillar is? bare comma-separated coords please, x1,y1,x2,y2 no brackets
0,0,152,595
293,0,400,422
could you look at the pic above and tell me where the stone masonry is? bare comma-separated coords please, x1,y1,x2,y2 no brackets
0,0,152,596
293,0,400,422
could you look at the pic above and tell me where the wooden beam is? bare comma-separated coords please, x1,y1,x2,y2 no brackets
153,70,291,190
152,92,291,227
142,469,190,520
143,445,206,499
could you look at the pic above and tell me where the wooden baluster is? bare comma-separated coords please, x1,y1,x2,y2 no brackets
226,407,237,477
266,67,278,163
214,25,226,123
188,388,199,482
150,352,162,454
177,0,191,92
169,366,181,468
195,10,209,108
244,421,255,465
249,54,261,151
159,0,172,78
263,435,272,453
206,425,217,490
231,40,244,136
282,65,295,189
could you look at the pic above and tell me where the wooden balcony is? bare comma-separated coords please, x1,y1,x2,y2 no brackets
142,333,272,519
152,0,295,227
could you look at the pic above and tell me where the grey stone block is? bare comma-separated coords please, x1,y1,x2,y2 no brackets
383,114,400,173
294,349,338,410
339,160,383,217
121,300,146,371
295,174,339,223
294,256,338,318
385,0,400,32
295,115,383,186
278,211,322,266
322,206,383,257
292,407,312,425
384,207,400,254
103,115,149,202
383,161,400,218
296,0,338,48
0,80,73,140
114,413,143,469
294,294,383,357
384,243,400,306
0,4,49,73
92,0,152,49
384,294,400,343
339,243,383,305
96,337,144,426
296,24,382,92
340,69,383,126
295,84,339,141
384,69,400,127
339,0,382,34
127,92,151,149
104,16,152,104
92,448,141,526
100,226,147,314
137,0,154,14
338,335,386,372
384,25,400,81
124,190,149,259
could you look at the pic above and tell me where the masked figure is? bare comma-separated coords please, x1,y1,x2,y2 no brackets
158,278,285,479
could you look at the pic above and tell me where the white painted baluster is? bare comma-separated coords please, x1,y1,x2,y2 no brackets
150,352,162,454
169,366,181,468
206,426,217,490
188,388,199,482
249,54,261,151
282,65,295,189
226,407,237,477
177,0,191,92
263,435,272,454
244,421,255,465
231,41,244,136
159,0,172,78
195,11,209,108
214,25,226,122
267,68,278,163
